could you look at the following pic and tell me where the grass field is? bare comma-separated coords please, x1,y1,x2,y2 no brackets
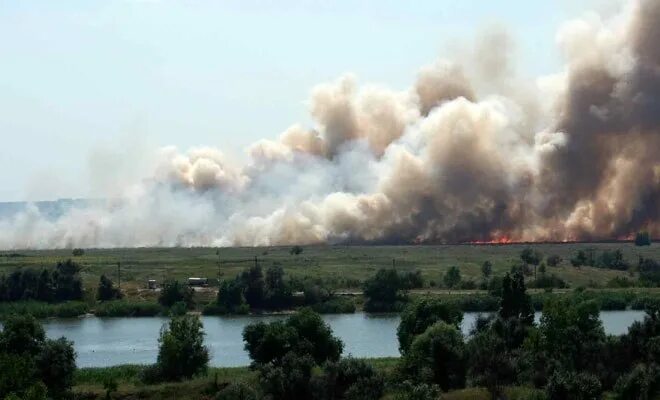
1,243,657,299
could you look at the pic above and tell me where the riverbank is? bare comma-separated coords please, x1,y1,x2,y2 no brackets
72,359,550,400
3,287,660,319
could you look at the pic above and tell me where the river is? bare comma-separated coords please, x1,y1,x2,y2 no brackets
42,310,646,368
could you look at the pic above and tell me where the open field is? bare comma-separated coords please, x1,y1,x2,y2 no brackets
1,243,657,298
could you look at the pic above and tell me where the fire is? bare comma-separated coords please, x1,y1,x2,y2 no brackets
468,236,514,245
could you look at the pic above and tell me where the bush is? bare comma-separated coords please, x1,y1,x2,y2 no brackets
215,382,259,400
397,299,463,353
257,351,314,400
363,269,408,312
94,300,162,317
311,297,356,314
97,275,122,301
546,371,602,400
529,274,568,289
158,280,194,309
152,315,209,382
393,381,440,400
72,248,85,257
35,337,76,398
243,308,343,366
401,322,466,391
321,357,384,400
0,301,89,319
547,255,562,267
613,363,660,400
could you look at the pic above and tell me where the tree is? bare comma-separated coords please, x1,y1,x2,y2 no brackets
499,271,534,325
155,315,209,381
290,246,304,255
243,308,343,366
53,259,84,301
481,261,493,280
257,351,315,400
613,363,660,400
158,280,194,309
363,269,407,312
35,337,76,398
546,371,602,400
443,266,461,291
466,329,515,398
521,247,543,280
71,248,84,257
240,264,266,308
264,265,293,309
547,254,562,267
635,231,652,246
217,279,247,313
397,299,463,353
320,357,384,400
401,322,466,391
97,274,122,301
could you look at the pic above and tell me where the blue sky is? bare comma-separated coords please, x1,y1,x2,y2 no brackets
0,0,619,201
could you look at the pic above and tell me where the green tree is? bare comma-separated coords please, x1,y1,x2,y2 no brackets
613,363,660,400
546,371,602,400
466,329,515,399
397,299,463,353
481,261,493,280
443,266,461,291
35,337,76,398
158,280,194,309
401,322,466,391
243,308,343,366
290,245,304,255
321,357,384,400
240,264,266,308
363,269,407,312
499,271,534,325
257,351,315,400
97,274,122,301
547,254,562,267
217,279,247,313
155,315,209,381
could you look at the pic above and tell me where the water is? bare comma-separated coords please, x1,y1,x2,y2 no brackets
41,311,646,368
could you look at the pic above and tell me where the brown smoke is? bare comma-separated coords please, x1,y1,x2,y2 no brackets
0,0,658,249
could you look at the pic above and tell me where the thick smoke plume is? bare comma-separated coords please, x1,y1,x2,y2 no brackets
1,0,658,249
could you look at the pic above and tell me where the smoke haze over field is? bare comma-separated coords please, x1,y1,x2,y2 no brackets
1,0,659,249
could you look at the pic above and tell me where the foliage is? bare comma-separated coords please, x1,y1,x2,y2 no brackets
290,245,304,255
0,315,77,399
529,274,568,289
257,351,314,400
393,381,440,400
401,321,466,391
363,269,408,312
546,371,602,400
94,300,162,317
499,271,534,325
443,266,462,290
153,314,209,382
639,257,660,286
397,298,463,353
320,357,384,400
158,280,194,309
613,363,660,400
521,248,542,266
400,270,424,289
0,260,83,303
481,261,493,280
215,382,259,400
72,248,85,257
547,254,562,267
97,274,122,301
243,308,342,366
467,328,515,397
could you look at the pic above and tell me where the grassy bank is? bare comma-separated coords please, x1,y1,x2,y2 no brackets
3,287,660,319
1,243,657,297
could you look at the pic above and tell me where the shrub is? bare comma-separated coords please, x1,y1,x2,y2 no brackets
97,275,122,301
546,371,602,400
401,322,466,391
153,315,209,381
363,269,408,312
397,299,463,353
321,357,384,400
72,248,85,257
311,297,356,314
257,351,314,400
243,308,343,366
393,381,440,400
547,255,562,267
94,300,162,317
529,275,568,289
613,363,660,400
158,280,194,309
443,266,462,290
215,382,259,400
35,337,76,398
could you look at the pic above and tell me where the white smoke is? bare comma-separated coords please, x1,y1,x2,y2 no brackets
1,0,658,249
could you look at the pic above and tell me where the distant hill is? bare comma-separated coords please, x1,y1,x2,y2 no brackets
0,199,92,220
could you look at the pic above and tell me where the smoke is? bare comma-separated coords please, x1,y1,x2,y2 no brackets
1,0,658,249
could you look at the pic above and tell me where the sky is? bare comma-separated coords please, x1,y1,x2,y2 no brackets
0,0,620,202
